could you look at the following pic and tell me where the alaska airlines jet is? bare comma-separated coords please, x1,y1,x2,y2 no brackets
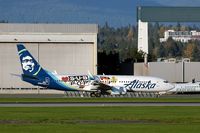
90,75,174,96
168,79,200,94
17,44,174,97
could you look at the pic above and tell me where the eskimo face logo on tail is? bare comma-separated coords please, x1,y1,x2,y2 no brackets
22,56,35,72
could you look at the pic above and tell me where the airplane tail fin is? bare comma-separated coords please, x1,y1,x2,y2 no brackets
17,44,45,77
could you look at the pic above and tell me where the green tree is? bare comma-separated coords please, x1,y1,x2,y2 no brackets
184,43,195,59
192,45,200,61
157,44,166,57
164,37,179,57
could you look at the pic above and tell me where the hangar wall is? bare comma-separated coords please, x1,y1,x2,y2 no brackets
134,62,200,82
0,24,98,88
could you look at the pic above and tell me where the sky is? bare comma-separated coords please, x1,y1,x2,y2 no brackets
1,0,200,27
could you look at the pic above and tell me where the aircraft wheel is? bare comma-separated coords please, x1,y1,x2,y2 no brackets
90,92,96,97
95,92,101,97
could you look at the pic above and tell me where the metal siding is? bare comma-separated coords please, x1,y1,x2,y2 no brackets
0,24,98,33
0,43,94,88
0,43,38,88
0,34,96,43
134,62,200,82
0,24,97,89
39,43,94,75
148,62,181,82
185,62,200,82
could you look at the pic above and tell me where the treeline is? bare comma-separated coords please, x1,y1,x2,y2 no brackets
0,20,8,23
149,23,200,61
1,20,200,61
98,22,200,62
98,22,142,62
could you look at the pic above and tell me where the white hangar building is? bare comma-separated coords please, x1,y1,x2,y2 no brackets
0,23,98,89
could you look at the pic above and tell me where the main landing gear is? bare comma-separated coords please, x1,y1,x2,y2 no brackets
90,92,101,97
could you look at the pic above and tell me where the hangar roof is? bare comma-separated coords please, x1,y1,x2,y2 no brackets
137,6,200,22
0,23,98,34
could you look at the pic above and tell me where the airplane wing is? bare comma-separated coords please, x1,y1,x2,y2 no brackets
89,80,126,96
85,73,127,96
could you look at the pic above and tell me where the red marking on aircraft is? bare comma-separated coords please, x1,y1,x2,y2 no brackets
100,76,110,80
62,77,69,82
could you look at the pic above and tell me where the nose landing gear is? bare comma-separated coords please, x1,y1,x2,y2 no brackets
90,92,101,97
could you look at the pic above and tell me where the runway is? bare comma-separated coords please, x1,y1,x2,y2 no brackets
1,93,200,98
0,102,200,107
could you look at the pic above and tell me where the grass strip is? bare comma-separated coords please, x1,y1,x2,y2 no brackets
0,97,200,103
0,106,199,133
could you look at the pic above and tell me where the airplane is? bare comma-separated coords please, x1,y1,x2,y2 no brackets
90,75,174,97
168,79,200,94
17,44,174,97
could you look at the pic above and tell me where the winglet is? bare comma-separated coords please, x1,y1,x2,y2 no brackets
88,70,95,80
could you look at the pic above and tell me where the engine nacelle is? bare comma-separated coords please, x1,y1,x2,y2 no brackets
110,86,127,95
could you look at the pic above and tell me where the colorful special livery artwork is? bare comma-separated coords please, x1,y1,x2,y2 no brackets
61,75,90,88
17,44,174,97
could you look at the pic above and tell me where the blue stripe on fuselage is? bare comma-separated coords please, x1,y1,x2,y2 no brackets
46,71,78,91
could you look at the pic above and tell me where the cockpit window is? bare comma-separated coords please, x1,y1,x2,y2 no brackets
164,80,168,83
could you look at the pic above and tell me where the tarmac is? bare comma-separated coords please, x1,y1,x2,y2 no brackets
0,93,200,98
0,93,200,107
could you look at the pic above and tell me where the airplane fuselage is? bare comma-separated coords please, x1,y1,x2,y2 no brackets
169,82,200,93
95,75,174,92
47,73,174,93
17,44,175,97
